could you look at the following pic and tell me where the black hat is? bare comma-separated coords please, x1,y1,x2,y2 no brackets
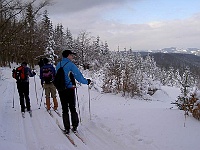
62,50,76,58
21,62,27,66
43,58,49,64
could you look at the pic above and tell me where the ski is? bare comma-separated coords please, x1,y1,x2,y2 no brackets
63,130,77,147
28,110,32,117
53,109,61,117
47,110,53,117
56,119,77,147
46,109,53,118
44,105,53,118
72,130,86,144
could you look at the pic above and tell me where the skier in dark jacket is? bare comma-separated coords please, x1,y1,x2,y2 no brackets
13,62,36,115
56,50,91,134
40,58,58,111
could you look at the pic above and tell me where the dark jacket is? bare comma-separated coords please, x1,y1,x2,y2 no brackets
40,64,56,84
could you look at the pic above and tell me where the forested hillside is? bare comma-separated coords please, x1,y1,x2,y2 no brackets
149,53,200,77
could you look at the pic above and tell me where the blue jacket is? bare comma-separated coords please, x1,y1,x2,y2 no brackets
56,58,88,88
40,64,56,83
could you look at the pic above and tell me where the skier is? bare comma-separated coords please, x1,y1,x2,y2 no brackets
13,62,36,116
40,58,58,112
56,50,91,134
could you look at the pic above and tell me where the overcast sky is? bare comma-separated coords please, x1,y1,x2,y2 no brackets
43,0,200,51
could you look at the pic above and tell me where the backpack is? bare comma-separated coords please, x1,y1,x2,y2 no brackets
12,66,27,81
53,62,69,91
42,67,53,84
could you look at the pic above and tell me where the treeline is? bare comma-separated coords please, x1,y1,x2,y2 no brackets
0,0,50,67
148,53,200,78
0,0,109,68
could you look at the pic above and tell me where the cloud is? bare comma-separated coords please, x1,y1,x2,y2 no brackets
47,0,132,14
92,14,200,50
45,0,200,51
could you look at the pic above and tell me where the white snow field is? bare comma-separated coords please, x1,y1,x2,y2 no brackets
0,67,200,150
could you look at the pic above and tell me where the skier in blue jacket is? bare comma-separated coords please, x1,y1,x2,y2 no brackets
56,50,91,134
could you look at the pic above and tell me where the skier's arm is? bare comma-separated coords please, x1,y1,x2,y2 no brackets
71,64,88,84
27,67,35,77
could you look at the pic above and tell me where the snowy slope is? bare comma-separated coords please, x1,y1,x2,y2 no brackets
0,67,200,150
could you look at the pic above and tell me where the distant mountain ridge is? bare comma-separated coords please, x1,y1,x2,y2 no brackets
141,52,200,77
136,47,200,56
120,47,200,77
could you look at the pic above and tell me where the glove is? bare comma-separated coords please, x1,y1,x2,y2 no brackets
33,71,36,75
87,79,91,85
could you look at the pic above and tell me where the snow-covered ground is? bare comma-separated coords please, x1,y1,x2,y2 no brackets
0,67,200,150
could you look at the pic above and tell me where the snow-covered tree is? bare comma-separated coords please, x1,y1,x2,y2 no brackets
44,24,57,65
22,3,38,67
176,66,197,110
41,10,57,65
75,31,93,68
180,67,195,96
64,28,74,50
54,24,65,57
164,67,176,86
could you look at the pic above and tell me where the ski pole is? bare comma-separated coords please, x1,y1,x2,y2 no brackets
88,85,91,120
12,82,15,108
38,88,44,109
75,87,82,124
33,75,39,104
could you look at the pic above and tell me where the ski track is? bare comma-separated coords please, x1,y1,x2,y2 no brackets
0,75,135,150
0,81,26,150
83,122,129,150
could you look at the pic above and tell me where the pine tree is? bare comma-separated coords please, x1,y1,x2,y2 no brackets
75,31,93,68
100,41,110,67
23,3,37,67
164,67,176,86
54,24,65,57
65,28,74,50
176,66,197,110
41,10,57,65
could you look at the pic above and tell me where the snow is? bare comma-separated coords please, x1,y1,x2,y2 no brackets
0,67,200,150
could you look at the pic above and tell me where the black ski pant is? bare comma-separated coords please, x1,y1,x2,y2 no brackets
17,81,31,112
58,88,79,130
